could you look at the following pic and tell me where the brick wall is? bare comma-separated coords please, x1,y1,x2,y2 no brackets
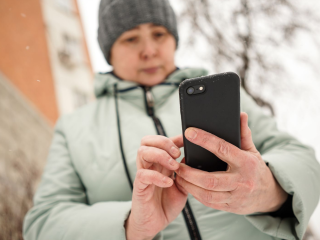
0,0,59,124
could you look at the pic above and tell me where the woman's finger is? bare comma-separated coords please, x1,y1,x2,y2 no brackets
137,146,180,170
134,169,173,193
169,134,184,149
184,127,245,167
175,175,232,204
141,135,181,159
240,112,258,153
175,163,239,191
191,196,233,213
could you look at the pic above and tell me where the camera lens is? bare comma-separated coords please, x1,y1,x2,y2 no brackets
187,87,195,95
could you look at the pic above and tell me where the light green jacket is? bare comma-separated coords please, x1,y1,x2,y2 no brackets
23,68,320,240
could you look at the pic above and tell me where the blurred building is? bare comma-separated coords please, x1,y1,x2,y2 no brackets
0,0,94,125
0,71,53,240
0,0,94,239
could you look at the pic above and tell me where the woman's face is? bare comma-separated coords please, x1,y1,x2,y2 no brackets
109,23,176,86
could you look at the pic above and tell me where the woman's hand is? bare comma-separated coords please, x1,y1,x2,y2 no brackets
174,112,288,215
125,135,188,240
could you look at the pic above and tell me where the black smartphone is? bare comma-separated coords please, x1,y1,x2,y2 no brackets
179,72,241,172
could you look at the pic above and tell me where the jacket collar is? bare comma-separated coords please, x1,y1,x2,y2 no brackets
94,67,209,99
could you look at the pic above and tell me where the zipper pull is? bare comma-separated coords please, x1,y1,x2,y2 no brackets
145,87,154,108
144,86,154,116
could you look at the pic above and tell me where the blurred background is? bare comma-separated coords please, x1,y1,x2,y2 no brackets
0,0,319,239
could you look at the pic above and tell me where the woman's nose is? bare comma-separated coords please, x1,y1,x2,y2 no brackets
140,38,157,60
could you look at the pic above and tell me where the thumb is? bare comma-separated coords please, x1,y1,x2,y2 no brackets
240,112,258,153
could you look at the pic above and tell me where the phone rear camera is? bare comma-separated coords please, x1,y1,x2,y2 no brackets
187,87,195,95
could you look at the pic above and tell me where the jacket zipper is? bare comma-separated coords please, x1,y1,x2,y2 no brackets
143,86,202,240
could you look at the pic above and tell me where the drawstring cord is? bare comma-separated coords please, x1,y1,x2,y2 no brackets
114,83,133,190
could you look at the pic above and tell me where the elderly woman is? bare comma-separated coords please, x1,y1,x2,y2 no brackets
23,0,320,239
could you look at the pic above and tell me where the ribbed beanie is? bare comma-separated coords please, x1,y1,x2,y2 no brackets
98,0,179,65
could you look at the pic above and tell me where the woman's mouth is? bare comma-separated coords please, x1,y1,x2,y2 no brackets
142,67,159,74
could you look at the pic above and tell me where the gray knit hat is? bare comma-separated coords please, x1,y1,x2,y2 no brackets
98,0,179,65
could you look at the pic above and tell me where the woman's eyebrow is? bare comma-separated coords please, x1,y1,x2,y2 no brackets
122,28,139,35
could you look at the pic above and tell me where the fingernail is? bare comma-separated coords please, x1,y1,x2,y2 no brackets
170,146,179,156
168,158,178,167
185,128,197,140
162,176,171,184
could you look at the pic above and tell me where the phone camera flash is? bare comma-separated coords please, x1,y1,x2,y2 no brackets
199,86,203,91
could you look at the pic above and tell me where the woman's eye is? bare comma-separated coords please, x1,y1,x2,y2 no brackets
154,32,165,38
126,37,137,42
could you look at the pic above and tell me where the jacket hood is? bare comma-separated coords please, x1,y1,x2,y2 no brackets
94,67,209,98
